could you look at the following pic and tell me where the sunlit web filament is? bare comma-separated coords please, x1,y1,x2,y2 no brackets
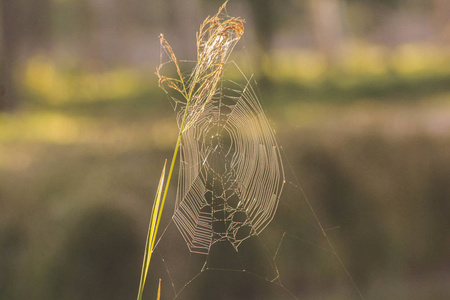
173,79,284,254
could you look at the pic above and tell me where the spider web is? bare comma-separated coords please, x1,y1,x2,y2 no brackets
147,6,365,300
150,70,364,300
173,73,284,254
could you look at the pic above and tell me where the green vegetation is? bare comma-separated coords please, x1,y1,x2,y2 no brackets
137,161,165,300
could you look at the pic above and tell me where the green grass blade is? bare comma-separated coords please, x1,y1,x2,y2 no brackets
137,160,167,300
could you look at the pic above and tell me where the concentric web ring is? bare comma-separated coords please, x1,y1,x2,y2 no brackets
173,76,284,254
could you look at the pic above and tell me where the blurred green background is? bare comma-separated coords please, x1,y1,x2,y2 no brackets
1,0,450,299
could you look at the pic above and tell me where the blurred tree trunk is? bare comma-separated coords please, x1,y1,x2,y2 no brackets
164,0,199,60
0,0,20,111
78,0,98,68
247,0,276,82
309,0,344,69
24,0,52,52
432,0,450,44
89,0,117,67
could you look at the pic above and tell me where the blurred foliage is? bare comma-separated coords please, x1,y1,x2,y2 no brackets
23,56,146,104
17,42,450,108
276,42,450,79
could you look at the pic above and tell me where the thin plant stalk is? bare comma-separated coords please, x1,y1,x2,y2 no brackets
136,102,190,300
155,99,191,238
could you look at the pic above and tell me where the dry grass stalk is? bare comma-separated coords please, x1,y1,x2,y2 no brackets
157,0,244,131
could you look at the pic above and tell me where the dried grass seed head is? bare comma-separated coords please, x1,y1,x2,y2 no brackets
157,2,244,131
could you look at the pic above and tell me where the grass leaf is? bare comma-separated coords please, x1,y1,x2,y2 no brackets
137,160,167,300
